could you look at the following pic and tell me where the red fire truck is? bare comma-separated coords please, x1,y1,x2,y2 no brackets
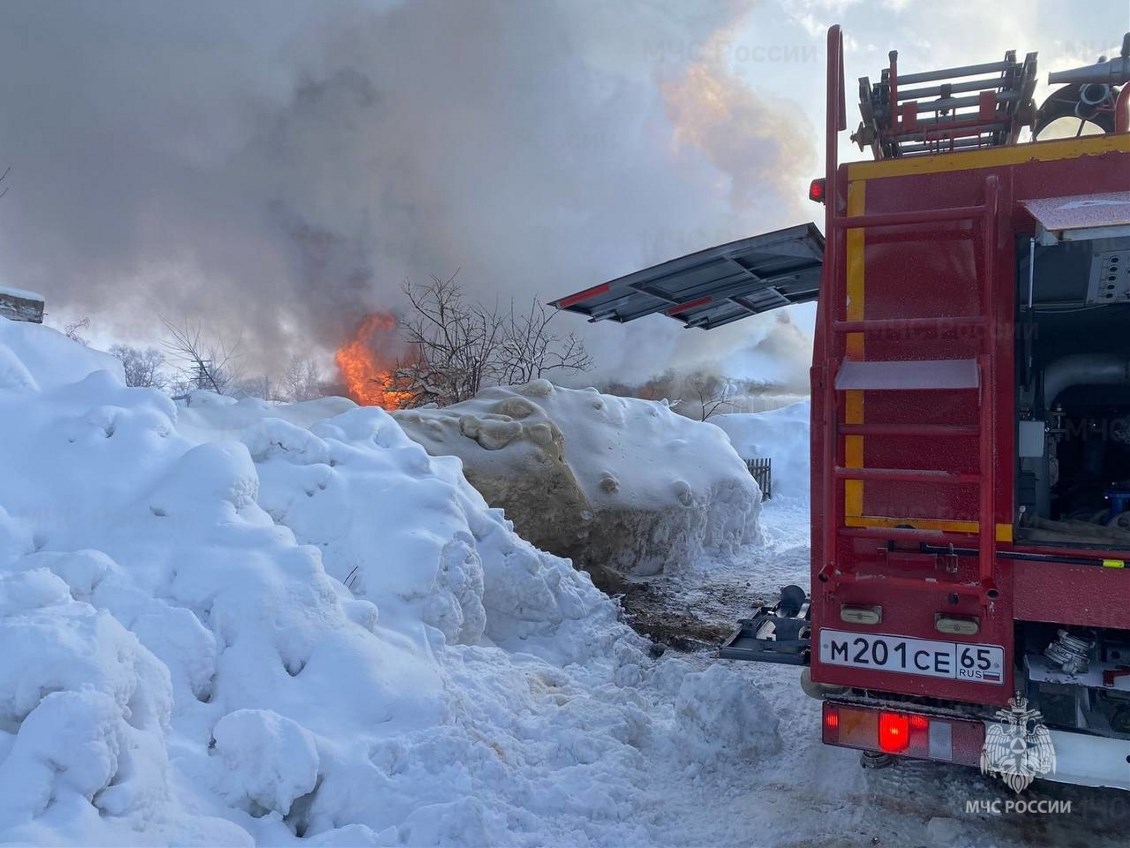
553,27,1130,790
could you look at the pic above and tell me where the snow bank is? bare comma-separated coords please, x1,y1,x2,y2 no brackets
395,382,762,580
711,400,811,500
0,317,781,845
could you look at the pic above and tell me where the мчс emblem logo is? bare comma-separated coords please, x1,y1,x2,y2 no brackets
980,693,1056,793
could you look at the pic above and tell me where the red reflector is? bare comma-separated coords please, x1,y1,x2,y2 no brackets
909,714,930,731
553,282,611,310
878,712,910,753
821,702,842,744
808,178,826,203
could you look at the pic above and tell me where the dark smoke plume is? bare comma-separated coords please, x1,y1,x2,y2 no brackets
0,0,816,383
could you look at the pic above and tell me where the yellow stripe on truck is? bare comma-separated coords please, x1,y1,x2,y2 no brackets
846,134,1129,181
844,179,866,519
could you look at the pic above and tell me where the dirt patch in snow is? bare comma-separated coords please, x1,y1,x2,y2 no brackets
606,573,752,652
609,500,812,653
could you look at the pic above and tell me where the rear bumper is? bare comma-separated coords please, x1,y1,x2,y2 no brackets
822,701,1130,791
1036,728,1130,791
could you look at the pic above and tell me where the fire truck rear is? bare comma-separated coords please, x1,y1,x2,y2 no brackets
553,27,1130,790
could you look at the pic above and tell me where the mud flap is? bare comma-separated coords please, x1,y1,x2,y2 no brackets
719,585,811,665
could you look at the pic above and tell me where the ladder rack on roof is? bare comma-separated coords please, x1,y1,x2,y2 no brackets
853,48,1039,159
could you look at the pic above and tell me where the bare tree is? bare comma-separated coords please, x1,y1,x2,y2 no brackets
396,273,505,407
232,374,276,401
498,298,592,384
63,316,91,346
0,166,10,201
110,344,167,389
281,354,324,402
685,371,736,421
394,274,592,408
160,318,242,395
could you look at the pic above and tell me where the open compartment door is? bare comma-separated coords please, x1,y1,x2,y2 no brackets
1019,192,1130,309
551,223,823,330
1024,191,1130,245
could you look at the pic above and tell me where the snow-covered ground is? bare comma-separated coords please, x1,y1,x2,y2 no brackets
711,400,810,500
621,495,1130,847
618,408,1130,848
0,318,784,846
1,316,1127,847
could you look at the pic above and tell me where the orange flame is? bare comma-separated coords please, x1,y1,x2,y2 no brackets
335,312,412,409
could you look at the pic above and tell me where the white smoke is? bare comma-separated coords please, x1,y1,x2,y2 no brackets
0,0,816,385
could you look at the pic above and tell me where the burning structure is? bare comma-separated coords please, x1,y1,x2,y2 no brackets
333,312,413,410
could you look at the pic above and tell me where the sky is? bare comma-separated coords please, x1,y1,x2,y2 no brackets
0,0,1125,389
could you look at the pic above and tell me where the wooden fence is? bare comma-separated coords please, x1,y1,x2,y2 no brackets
745,457,772,500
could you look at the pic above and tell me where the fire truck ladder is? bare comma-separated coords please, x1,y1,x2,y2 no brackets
821,175,1001,607
854,49,1038,158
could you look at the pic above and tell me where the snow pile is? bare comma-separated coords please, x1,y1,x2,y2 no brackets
395,382,762,580
0,570,178,836
711,400,811,500
0,316,781,846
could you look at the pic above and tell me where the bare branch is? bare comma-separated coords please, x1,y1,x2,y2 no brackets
281,354,325,402
160,316,243,395
110,344,168,390
63,316,91,346
687,371,735,421
393,275,592,408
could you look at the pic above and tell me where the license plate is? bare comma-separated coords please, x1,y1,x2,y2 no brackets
819,628,1005,685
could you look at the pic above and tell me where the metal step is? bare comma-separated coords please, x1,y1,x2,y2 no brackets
837,203,987,230
719,586,811,666
834,467,981,484
838,423,979,437
832,316,988,334
837,525,974,541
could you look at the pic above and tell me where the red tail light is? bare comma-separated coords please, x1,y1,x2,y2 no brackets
879,712,910,753
822,702,984,766
824,706,840,743
809,178,826,203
